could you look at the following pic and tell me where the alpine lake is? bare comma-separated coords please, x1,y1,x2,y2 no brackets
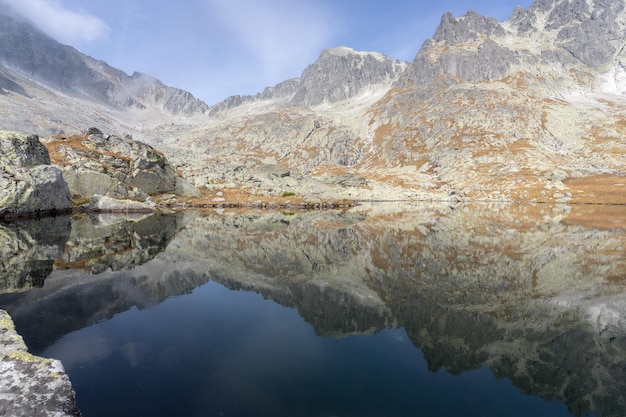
1,202,625,417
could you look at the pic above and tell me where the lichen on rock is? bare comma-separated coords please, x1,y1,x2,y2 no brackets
0,309,81,417
0,131,71,218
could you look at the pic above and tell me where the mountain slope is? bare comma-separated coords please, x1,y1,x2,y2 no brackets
0,8,209,135
1,0,626,204
166,0,626,204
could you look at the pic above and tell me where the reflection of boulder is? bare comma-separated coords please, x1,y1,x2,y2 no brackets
58,212,187,274
0,211,199,351
164,206,626,417
0,215,70,292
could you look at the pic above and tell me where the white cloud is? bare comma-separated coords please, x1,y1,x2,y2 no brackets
206,0,335,81
1,0,110,44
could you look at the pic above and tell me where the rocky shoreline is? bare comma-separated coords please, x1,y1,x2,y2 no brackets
1,129,367,220
1,309,81,417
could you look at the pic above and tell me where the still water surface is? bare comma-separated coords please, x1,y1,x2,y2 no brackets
45,281,571,417
1,203,624,416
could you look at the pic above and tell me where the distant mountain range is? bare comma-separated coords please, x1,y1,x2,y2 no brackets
1,0,626,204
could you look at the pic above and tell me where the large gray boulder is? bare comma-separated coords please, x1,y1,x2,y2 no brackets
51,132,201,202
0,131,71,218
0,309,81,417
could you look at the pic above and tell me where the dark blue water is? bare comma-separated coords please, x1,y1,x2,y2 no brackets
42,281,575,417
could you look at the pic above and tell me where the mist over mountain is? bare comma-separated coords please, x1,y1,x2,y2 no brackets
1,0,626,204
0,7,208,135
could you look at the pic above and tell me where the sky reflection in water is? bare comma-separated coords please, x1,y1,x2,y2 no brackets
3,204,623,416
43,281,573,417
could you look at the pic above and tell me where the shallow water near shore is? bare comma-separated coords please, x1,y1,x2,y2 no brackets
1,202,624,416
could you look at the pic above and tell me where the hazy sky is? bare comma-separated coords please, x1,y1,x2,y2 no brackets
2,0,533,105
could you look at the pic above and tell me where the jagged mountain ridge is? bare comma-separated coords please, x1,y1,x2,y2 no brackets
208,47,407,115
171,0,626,204
1,0,626,203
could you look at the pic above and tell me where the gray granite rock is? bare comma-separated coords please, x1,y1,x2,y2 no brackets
432,10,506,45
0,309,81,417
292,47,406,106
84,194,156,213
54,132,200,201
0,131,71,218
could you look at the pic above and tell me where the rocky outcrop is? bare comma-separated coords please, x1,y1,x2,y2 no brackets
0,131,71,218
0,309,80,417
46,131,201,205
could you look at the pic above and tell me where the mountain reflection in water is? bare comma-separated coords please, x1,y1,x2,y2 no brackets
0,202,625,417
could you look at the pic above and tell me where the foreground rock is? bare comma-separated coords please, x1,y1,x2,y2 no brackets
0,309,80,417
0,131,71,218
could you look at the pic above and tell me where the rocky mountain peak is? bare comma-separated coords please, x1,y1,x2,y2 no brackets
432,9,506,45
208,46,407,115
508,0,625,68
292,47,406,106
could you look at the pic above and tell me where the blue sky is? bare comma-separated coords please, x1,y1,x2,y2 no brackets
2,0,533,105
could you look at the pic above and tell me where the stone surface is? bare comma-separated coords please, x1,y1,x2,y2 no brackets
0,309,81,417
0,131,71,218
45,132,200,202
84,195,156,213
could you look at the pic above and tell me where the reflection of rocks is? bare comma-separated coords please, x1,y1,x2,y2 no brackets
0,211,196,351
1,211,187,293
0,309,80,417
0,216,70,292
2,204,626,416
166,211,394,337
358,205,626,417
58,212,187,274
162,205,626,417
220,278,395,337
0,264,209,353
